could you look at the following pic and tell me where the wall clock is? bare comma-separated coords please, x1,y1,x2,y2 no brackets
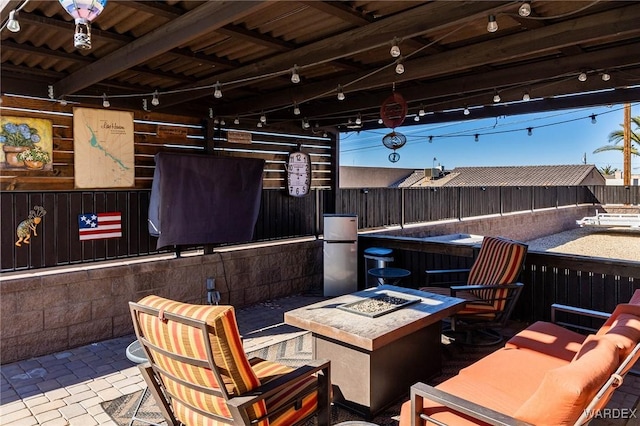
286,149,311,197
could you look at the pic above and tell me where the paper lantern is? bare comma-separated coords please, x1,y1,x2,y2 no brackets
58,0,108,49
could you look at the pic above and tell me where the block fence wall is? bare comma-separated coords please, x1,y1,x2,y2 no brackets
1,240,322,364
0,204,608,364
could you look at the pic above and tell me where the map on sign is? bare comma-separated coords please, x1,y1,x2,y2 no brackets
73,107,134,188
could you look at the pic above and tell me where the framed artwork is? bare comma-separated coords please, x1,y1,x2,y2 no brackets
0,116,53,171
73,107,135,188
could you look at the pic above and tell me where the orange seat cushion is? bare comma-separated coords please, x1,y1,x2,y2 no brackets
514,335,619,425
505,320,587,361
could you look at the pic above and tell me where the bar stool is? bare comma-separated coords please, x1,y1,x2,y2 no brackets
363,247,394,288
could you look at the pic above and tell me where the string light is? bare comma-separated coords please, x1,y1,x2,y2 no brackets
214,81,223,99
257,121,263,128
355,114,362,125
527,127,533,136
522,91,530,101
337,84,345,101
302,118,310,129
395,57,405,75
414,115,420,121
260,111,267,123
293,102,301,116
234,116,240,124
474,134,479,142
59,97,67,106
6,10,20,32
220,118,225,126
291,65,300,84
578,72,587,82
591,114,597,124
428,136,433,143
487,15,498,33
378,118,383,124
493,90,501,103
151,90,160,106
390,38,401,58
602,72,611,81
518,1,532,17
102,93,110,108
418,105,426,116
463,107,470,116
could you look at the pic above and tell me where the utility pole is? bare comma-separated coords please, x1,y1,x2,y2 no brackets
623,103,631,187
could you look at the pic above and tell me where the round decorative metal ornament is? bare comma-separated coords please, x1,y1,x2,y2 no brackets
382,131,407,150
379,92,408,129
388,152,400,163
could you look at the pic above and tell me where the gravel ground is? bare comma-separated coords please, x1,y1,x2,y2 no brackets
526,226,640,262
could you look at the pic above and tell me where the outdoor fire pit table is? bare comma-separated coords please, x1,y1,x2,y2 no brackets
284,285,465,418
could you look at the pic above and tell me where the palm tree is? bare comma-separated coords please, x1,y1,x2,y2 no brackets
599,164,618,176
593,116,640,157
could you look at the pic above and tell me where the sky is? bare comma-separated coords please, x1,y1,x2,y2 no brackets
339,102,638,172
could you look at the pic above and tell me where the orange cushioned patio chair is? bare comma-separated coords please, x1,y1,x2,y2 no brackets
420,235,528,345
129,295,331,426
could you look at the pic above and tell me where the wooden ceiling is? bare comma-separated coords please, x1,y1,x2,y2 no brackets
2,1,640,133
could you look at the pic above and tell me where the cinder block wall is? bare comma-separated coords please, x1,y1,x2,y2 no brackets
0,240,322,364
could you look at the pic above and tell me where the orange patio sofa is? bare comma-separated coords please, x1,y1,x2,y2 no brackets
400,290,640,426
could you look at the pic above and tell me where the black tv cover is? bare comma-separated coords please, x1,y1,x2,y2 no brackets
149,152,264,249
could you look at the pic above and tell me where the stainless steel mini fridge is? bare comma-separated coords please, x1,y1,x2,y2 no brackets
323,214,358,296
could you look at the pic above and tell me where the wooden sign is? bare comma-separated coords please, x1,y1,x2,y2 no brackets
156,125,188,139
227,130,252,144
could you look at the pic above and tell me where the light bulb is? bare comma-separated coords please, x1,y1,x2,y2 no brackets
355,114,362,125
234,116,240,125
578,72,587,82
291,65,300,84
474,134,479,142
487,15,498,33
214,81,222,98
390,44,401,58
102,94,110,108
414,115,420,122
518,1,531,17
463,107,470,116
522,92,530,101
260,112,267,123
214,118,219,124
395,61,405,75
602,72,611,81
527,127,533,136
419,105,426,116
293,103,301,115
337,85,345,101
220,119,226,126
378,118,383,124
493,92,501,103
302,118,310,129
59,98,68,106
7,10,20,33
257,121,263,128
151,90,159,106
591,114,597,124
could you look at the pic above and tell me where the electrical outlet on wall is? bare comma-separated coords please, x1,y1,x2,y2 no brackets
206,277,220,305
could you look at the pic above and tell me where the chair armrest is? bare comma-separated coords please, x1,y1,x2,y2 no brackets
410,382,533,426
227,359,330,410
425,268,471,275
450,283,523,292
550,303,610,324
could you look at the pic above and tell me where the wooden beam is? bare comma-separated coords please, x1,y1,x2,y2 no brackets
53,1,269,96
300,1,373,26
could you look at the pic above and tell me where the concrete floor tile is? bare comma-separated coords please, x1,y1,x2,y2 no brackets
34,409,63,424
59,402,87,420
29,399,66,415
43,387,70,401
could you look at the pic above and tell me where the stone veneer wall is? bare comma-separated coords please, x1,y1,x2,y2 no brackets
0,240,322,364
